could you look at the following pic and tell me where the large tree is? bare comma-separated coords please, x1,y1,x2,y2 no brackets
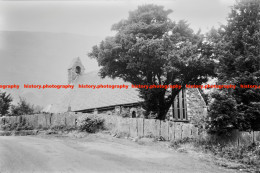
208,0,260,132
89,4,215,120
0,91,12,116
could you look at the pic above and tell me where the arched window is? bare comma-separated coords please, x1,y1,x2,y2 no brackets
132,111,136,118
75,66,81,74
173,89,187,121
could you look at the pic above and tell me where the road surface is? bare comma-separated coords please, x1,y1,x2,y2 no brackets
0,135,236,173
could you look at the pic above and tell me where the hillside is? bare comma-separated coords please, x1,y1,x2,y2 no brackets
0,31,103,107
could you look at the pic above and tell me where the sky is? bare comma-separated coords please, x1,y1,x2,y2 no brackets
0,0,235,36
0,0,236,107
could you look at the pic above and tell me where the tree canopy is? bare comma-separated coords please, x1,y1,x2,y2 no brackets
10,97,34,116
0,91,12,116
208,0,260,133
89,4,215,120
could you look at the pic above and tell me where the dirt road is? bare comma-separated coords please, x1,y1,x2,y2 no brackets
0,134,236,173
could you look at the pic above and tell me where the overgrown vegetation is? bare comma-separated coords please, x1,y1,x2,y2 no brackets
10,97,35,116
207,90,238,135
0,91,42,117
1,118,34,131
78,115,105,133
0,91,12,117
170,137,260,170
207,0,260,134
1,115,106,134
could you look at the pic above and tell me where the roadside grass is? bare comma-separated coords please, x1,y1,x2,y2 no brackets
169,137,260,172
0,115,105,137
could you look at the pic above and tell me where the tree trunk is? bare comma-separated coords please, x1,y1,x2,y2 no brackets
156,89,180,120
157,101,173,120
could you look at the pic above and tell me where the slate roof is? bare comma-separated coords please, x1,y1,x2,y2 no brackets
50,70,142,113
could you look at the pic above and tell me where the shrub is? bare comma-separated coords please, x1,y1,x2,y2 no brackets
207,90,239,135
1,123,13,131
1,121,33,131
10,97,34,116
78,115,105,133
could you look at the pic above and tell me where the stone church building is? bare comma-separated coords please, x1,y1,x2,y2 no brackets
50,57,207,122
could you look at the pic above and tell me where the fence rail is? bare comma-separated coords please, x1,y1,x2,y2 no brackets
0,113,260,146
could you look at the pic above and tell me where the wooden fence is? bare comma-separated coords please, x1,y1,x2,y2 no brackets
0,113,200,140
0,113,259,145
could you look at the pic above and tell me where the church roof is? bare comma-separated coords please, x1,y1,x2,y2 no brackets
50,70,142,113
42,104,53,113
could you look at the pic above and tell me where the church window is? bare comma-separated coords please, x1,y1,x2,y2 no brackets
132,111,136,118
75,66,81,74
172,89,187,121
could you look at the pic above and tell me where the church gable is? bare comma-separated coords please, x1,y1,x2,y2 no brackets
51,57,207,123
68,57,85,84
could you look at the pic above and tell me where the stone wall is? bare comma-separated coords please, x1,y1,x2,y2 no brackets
186,88,207,124
99,88,207,121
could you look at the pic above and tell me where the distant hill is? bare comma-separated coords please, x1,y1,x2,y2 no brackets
0,31,103,107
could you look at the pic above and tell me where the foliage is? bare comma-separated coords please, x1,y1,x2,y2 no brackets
208,0,260,132
170,137,260,169
207,90,240,135
200,141,260,169
78,115,105,133
0,91,12,116
218,143,260,166
89,4,216,120
1,118,34,131
10,97,34,116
